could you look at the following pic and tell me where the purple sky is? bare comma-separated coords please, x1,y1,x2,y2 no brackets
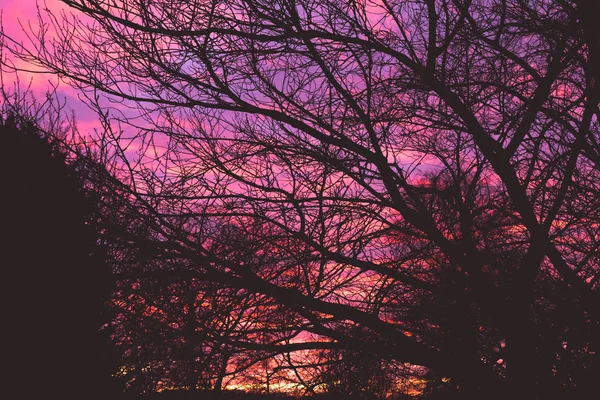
1,0,101,131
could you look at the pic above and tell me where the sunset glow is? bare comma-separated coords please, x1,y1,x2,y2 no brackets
2,0,599,399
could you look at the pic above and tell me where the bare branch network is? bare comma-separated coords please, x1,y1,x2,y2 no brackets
3,0,599,398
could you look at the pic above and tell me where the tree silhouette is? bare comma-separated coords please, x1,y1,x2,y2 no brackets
3,0,600,398
1,111,120,399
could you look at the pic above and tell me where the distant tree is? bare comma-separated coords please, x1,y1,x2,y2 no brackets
4,0,600,398
104,219,309,395
0,110,120,399
108,275,251,394
319,349,398,399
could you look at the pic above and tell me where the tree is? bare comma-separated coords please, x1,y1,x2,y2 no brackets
0,108,120,399
318,347,409,399
4,0,599,398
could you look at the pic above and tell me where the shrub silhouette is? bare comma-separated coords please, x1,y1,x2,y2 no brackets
1,114,119,399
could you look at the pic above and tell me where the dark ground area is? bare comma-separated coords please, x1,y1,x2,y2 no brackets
126,392,296,400
123,392,301,400
125,390,413,400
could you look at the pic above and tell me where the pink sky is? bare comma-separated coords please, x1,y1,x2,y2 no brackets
1,0,100,131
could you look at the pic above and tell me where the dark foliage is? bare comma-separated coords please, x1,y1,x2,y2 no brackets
0,113,120,399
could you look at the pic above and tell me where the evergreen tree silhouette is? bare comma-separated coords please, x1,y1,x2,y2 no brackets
1,114,120,399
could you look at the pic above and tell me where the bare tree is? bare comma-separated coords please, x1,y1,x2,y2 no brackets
3,0,600,398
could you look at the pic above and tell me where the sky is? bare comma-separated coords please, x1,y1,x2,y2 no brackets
1,0,100,131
